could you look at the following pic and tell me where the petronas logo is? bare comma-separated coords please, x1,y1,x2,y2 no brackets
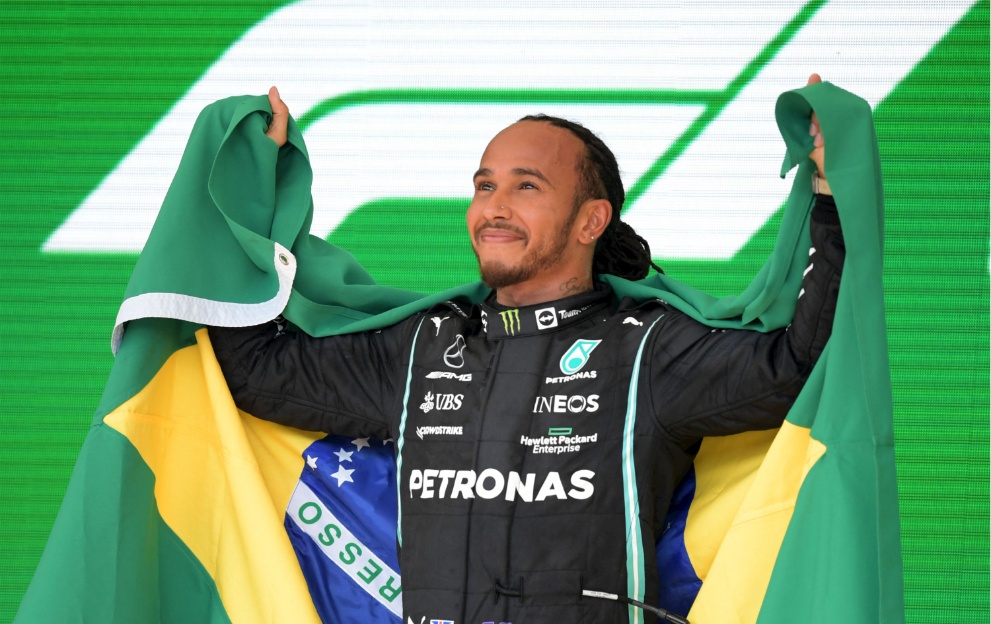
499,309,521,335
560,339,601,375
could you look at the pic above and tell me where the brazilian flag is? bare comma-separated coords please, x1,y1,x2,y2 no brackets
16,83,902,623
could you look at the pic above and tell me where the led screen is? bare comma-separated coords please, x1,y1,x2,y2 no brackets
1,1,987,621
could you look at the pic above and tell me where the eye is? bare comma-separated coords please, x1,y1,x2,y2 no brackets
475,181,494,192
519,181,538,190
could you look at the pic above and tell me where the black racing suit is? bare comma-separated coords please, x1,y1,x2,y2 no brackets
212,197,843,624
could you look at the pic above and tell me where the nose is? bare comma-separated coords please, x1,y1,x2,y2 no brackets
481,197,511,221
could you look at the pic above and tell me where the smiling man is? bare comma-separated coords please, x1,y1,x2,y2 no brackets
469,117,612,301
211,77,843,623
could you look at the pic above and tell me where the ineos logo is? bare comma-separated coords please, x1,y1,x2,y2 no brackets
532,394,600,414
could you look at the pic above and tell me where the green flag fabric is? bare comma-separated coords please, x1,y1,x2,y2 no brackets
18,82,902,623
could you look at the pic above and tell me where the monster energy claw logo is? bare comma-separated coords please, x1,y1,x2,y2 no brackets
560,339,601,375
500,309,521,335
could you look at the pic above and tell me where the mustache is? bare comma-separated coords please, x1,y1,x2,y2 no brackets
474,220,527,240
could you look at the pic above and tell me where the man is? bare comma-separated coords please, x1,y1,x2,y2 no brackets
212,75,842,623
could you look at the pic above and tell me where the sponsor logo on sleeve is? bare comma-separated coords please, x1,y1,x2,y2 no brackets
499,309,521,335
534,307,558,330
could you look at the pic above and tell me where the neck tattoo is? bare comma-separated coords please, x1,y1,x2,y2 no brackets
559,277,592,295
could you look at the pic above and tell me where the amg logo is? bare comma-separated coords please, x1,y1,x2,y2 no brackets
545,370,597,384
415,425,464,439
426,371,472,381
533,394,600,413
408,468,595,501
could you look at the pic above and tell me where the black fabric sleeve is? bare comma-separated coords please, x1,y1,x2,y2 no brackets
209,318,416,439
649,195,844,443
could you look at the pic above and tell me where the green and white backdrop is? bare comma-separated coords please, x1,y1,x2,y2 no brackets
1,1,987,621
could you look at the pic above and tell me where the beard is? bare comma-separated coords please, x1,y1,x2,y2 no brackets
472,211,577,289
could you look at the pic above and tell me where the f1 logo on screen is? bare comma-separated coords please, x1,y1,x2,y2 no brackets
43,0,973,268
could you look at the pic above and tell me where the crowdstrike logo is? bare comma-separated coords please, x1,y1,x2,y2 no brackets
534,307,558,330
499,309,520,335
415,425,464,439
560,339,601,375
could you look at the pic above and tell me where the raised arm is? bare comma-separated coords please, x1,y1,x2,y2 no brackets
210,319,415,440
649,193,844,442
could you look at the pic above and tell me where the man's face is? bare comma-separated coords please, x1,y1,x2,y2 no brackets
467,121,585,289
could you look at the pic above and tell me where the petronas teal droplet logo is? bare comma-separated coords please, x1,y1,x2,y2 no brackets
560,339,602,375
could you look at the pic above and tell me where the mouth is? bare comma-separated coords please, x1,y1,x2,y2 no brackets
476,225,526,245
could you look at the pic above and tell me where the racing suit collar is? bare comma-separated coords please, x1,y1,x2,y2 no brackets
479,284,612,340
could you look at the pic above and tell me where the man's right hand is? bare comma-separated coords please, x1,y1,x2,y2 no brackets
265,86,289,147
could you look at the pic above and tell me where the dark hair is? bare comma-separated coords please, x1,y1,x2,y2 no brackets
518,114,663,279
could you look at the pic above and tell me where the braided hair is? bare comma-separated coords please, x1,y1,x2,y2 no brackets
518,114,663,279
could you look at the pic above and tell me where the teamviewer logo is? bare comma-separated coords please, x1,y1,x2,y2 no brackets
535,307,558,330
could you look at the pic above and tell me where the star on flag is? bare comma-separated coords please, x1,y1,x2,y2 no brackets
331,464,355,486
